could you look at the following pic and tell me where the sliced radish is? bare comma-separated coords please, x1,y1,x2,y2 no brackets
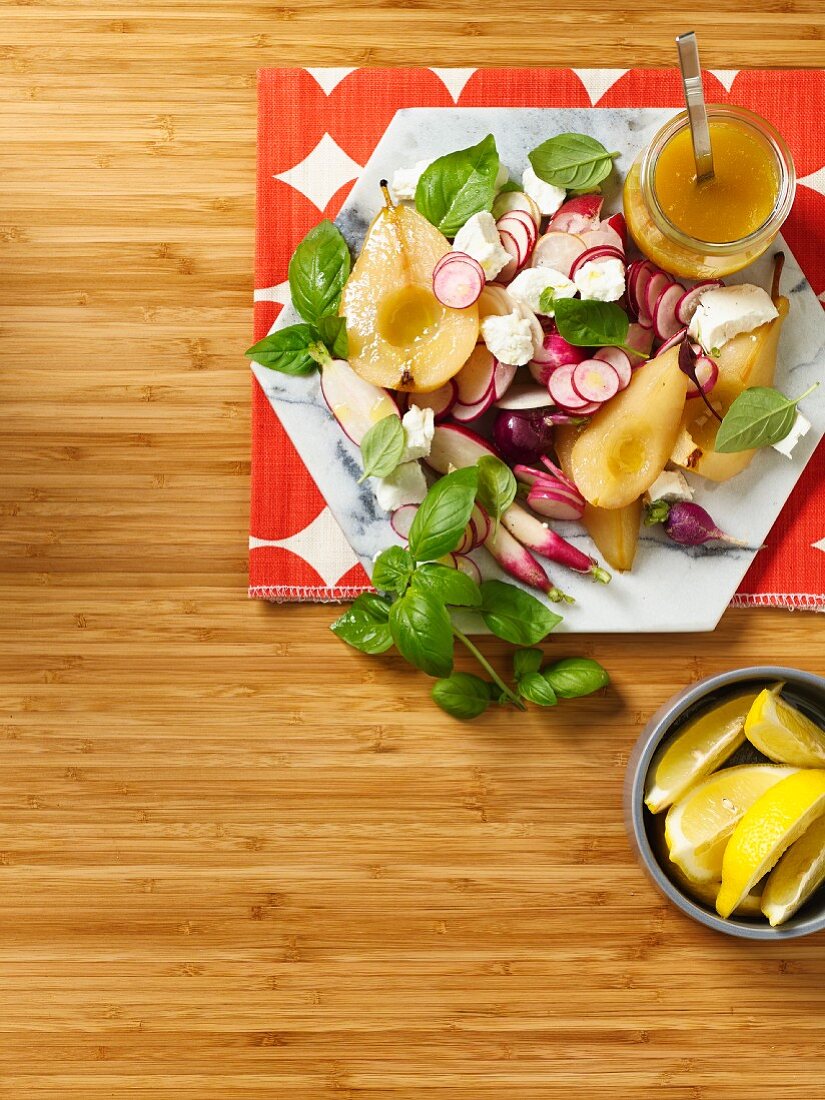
655,326,688,357
634,262,658,326
572,359,620,403
320,358,399,446
593,346,632,389
454,524,475,555
477,283,515,319
579,225,624,255
625,259,644,317
471,503,491,545
411,379,457,422
569,245,625,280
427,423,498,474
645,271,675,323
455,345,496,406
675,280,724,325
433,250,475,275
451,384,496,423
547,194,603,232
433,253,485,309
492,189,541,228
493,360,518,399
497,219,532,266
527,486,585,521
530,231,587,278
605,212,627,249
686,355,719,398
653,282,686,342
494,383,554,410
625,322,654,367
498,228,524,270
390,503,418,540
498,209,538,248
548,363,595,411
529,332,589,385
454,553,482,585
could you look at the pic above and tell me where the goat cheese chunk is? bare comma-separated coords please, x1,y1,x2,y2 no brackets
400,404,435,463
481,311,535,367
688,284,779,353
374,461,427,511
390,158,433,201
573,257,626,302
522,165,566,216
772,411,811,459
507,267,576,316
644,469,694,504
452,211,511,280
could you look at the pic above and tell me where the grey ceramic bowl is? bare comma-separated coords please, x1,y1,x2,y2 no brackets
625,666,825,940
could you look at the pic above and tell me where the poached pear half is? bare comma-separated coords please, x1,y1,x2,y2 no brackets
341,190,479,393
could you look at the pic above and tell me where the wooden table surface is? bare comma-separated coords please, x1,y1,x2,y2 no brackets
3,4,825,1097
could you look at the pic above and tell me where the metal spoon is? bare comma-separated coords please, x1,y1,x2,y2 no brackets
676,31,715,182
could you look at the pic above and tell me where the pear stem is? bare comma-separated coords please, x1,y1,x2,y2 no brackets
379,179,394,209
771,251,785,304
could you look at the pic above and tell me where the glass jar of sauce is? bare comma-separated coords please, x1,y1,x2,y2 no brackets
624,105,795,280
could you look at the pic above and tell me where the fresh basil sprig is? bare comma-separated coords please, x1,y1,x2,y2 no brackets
358,415,405,482
476,455,516,534
512,650,608,705
714,383,818,454
415,134,500,237
246,219,351,374
529,133,618,191
552,298,645,360
331,466,610,719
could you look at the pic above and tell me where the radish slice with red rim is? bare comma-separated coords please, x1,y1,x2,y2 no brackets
579,225,624,255
494,383,554,410
451,383,496,422
644,271,675,322
455,345,496,406
530,231,587,279
433,254,485,309
390,503,418,541
593,346,632,389
675,280,725,325
527,486,585,521
493,190,541,228
498,209,538,245
569,245,625,279
493,360,518,399
454,553,482,585
548,363,595,411
655,326,688,357
634,262,658,326
497,220,533,265
605,212,627,249
572,359,621,403
471,504,491,545
686,355,719,398
529,333,589,385
412,379,457,422
625,322,654,367
498,228,524,270
547,194,603,232
653,282,686,342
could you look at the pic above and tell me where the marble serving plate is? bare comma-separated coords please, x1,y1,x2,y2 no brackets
252,107,825,632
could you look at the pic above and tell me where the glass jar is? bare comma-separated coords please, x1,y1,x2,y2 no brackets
623,104,795,280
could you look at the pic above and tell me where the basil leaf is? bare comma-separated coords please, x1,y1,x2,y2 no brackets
553,298,629,349
412,562,482,607
715,386,803,454
544,657,609,698
513,648,543,679
476,455,517,533
517,672,557,707
288,219,351,326
389,588,454,677
330,593,393,655
529,133,618,191
316,314,349,359
415,134,500,238
538,288,558,315
432,672,490,719
246,324,320,376
372,546,414,595
408,467,479,563
479,580,562,646
359,415,405,483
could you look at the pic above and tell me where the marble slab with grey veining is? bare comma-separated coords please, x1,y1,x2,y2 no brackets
252,107,825,632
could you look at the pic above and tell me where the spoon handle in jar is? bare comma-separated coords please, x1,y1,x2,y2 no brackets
676,32,715,183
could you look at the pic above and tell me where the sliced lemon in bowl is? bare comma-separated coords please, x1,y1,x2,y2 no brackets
665,764,797,884
644,692,755,814
717,770,825,919
761,816,825,927
745,687,825,767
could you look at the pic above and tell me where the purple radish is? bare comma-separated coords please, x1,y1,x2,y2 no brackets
548,363,595,411
660,502,746,548
483,521,569,601
529,332,589,385
433,253,485,308
493,360,518,399
572,360,621,403
653,282,686,342
412,379,457,422
454,553,482,585
530,231,587,278
685,355,719,398
501,502,610,583
579,224,625,255
592,347,632,389
390,503,418,541
527,486,585,521
655,326,689,358
605,212,627,249
320,358,399,446
675,280,724,325
427,423,498,475
494,383,554,410
455,346,496,406
492,408,557,465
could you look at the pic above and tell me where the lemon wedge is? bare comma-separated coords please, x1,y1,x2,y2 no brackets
745,688,825,767
644,692,754,814
761,815,825,926
717,770,825,918
674,873,763,918
665,765,797,884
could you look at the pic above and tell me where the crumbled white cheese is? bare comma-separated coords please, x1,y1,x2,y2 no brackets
644,469,694,504
573,257,626,302
688,284,779,353
480,311,535,367
400,404,435,462
522,165,566,216
772,411,811,459
452,211,511,280
374,461,427,511
507,267,576,316
390,158,434,201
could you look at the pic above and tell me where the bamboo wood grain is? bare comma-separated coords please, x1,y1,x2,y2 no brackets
2,4,825,1096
